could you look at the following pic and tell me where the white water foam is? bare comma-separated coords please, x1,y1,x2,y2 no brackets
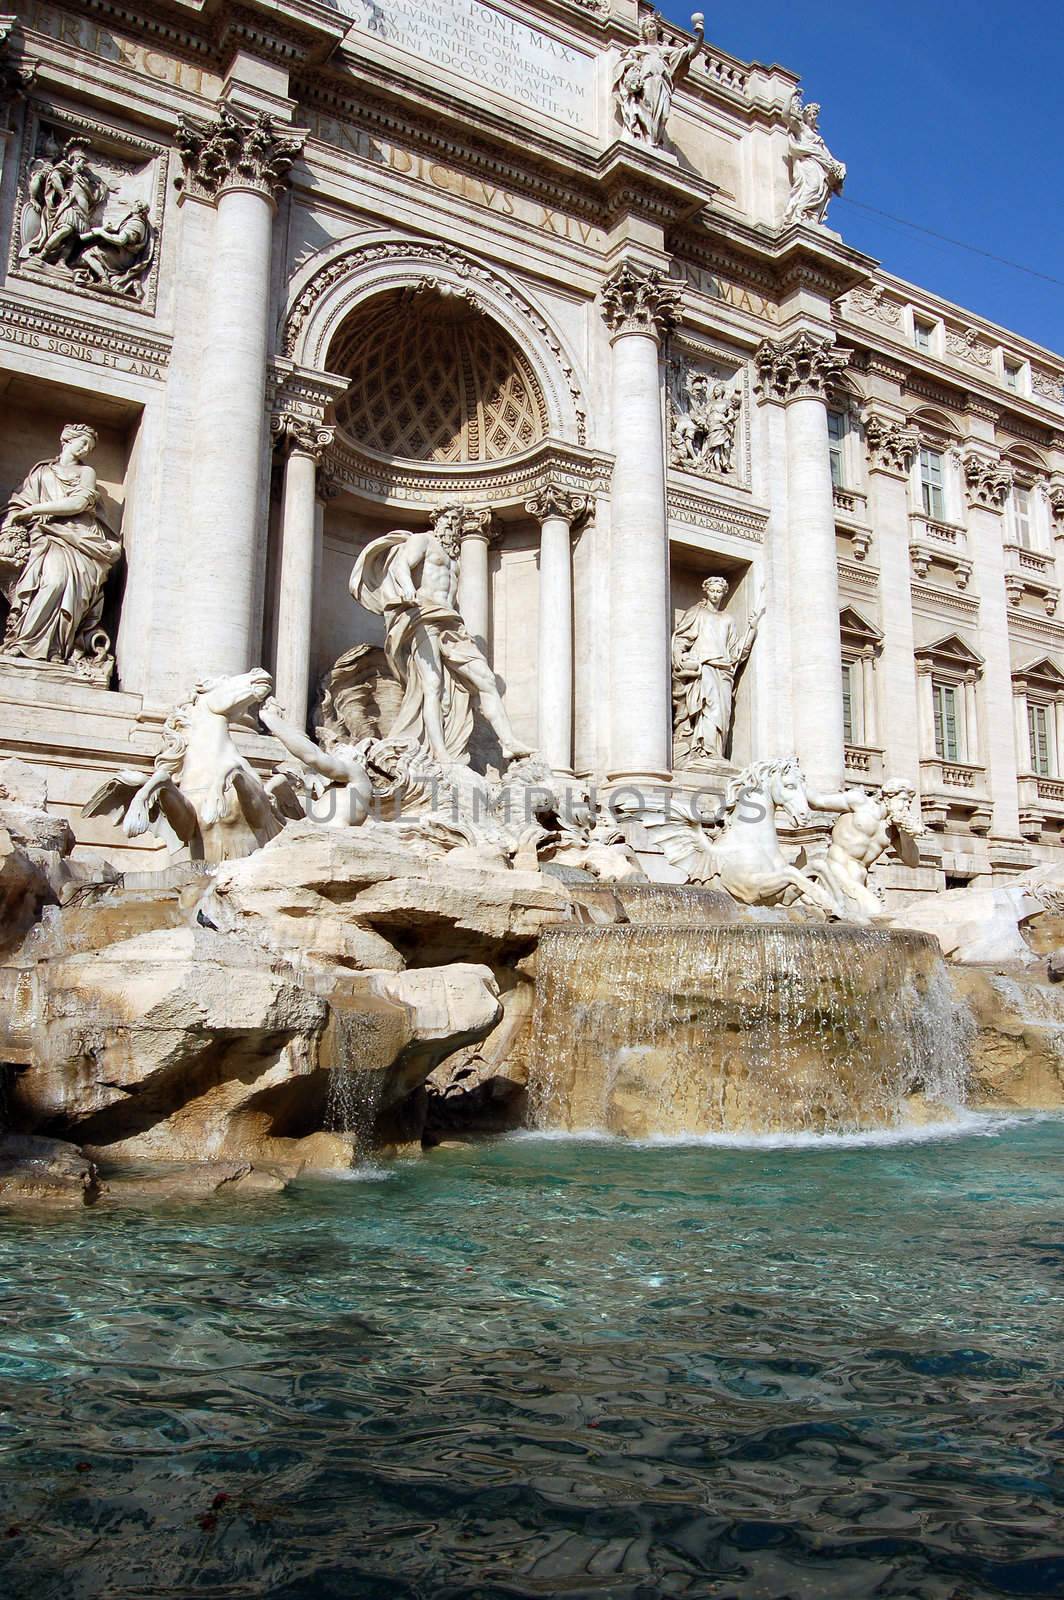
511,1110,1055,1151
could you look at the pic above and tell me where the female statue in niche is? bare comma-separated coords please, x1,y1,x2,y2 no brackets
0,423,122,668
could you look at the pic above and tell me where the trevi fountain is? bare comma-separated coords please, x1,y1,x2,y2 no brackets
0,1,1060,1596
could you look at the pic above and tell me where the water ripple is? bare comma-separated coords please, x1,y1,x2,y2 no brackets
0,1116,1060,1598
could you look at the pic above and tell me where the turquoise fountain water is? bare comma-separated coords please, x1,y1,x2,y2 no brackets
0,1116,1060,1598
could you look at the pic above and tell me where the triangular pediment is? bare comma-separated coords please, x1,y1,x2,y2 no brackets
1014,656,1064,691
839,606,883,648
914,633,984,671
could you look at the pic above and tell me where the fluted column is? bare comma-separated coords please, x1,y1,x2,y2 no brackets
1013,680,1030,774
176,108,304,680
916,662,936,761
601,263,684,785
756,332,852,792
526,485,590,773
452,507,495,655
272,416,334,728
863,409,921,787
963,450,1020,837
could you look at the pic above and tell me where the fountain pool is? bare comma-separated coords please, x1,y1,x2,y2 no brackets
0,1115,1060,1599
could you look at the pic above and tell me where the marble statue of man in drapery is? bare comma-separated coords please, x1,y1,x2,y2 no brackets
672,576,764,763
0,423,122,665
614,12,704,147
349,509,532,768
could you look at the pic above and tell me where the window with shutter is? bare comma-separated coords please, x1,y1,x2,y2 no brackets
933,681,959,762
920,449,946,521
1028,703,1051,776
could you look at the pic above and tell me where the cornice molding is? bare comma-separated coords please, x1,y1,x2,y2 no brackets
667,488,767,544
0,290,171,377
325,437,613,511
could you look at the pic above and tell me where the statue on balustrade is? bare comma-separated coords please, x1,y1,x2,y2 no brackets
805,779,922,922
670,368,742,476
782,92,846,228
18,135,154,298
350,511,532,768
614,12,704,147
672,576,764,764
0,424,122,677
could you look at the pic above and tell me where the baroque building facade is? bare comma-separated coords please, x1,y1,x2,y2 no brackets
0,0,1061,895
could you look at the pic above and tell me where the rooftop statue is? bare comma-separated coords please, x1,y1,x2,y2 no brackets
672,576,764,764
782,92,846,228
614,12,704,148
350,509,532,769
0,424,122,673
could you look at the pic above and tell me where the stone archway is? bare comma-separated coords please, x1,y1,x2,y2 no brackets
280,234,588,448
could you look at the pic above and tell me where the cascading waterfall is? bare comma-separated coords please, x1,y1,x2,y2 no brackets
324,1006,389,1147
529,923,972,1137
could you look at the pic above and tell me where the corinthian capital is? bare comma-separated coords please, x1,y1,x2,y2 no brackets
754,331,852,404
962,451,1013,512
176,106,305,203
862,410,920,477
525,483,591,527
0,20,36,122
1048,480,1064,530
600,262,685,342
271,414,334,462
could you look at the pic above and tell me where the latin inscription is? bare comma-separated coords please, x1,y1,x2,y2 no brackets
675,261,779,324
307,112,604,248
14,1,222,97
0,321,164,381
335,0,594,128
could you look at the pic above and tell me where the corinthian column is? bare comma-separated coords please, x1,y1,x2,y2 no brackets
451,507,495,655
176,107,304,681
601,262,684,785
271,415,334,728
756,331,852,792
863,407,922,790
963,449,1020,838
526,485,591,773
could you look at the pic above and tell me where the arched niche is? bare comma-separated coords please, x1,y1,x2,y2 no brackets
280,234,588,449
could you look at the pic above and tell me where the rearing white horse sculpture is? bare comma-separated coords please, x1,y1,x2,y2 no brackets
650,756,840,916
86,669,297,862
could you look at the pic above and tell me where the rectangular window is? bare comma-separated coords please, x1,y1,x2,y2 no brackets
920,448,946,521
914,319,934,353
933,681,960,762
1005,361,1021,392
1013,485,1033,548
842,660,855,745
1028,703,1052,776
827,410,846,489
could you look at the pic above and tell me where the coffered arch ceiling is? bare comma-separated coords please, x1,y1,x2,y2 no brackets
328,287,549,465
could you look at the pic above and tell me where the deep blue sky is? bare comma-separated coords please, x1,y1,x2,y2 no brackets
659,1,1064,357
